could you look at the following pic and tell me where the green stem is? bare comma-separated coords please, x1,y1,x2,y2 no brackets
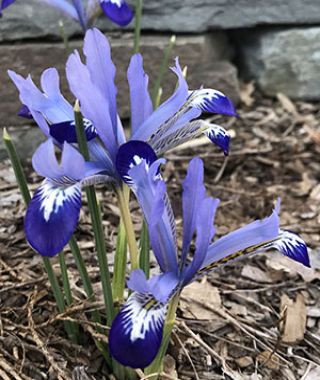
3,128,75,339
116,186,139,271
58,252,80,343
145,294,180,379
74,103,115,326
152,35,176,107
3,128,31,204
133,0,143,53
58,20,69,51
68,237,112,367
59,252,73,306
112,219,127,304
68,237,101,322
139,221,150,278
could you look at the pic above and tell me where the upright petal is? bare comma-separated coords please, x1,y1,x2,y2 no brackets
109,292,167,368
25,180,82,257
182,197,218,285
181,158,206,265
71,0,87,31
132,58,189,141
83,28,118,138
100,0,134,26
127,54,153,134
66,50,117,158
116,141,178,273
42,0,79,21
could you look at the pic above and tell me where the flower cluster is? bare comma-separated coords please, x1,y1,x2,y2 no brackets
10,28,236,258
8,25,311,373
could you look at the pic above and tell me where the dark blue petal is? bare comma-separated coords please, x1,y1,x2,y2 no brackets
25,180,82,257
205,124,231,156
109,292,166,368
1,0,15,12
100,0,134,26
190,89,237,117
116,140,158,185
49,119,97,144
274,230,310,267
18,104,33,120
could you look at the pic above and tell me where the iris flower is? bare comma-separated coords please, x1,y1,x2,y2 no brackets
1,0,133,28
9,28,237,258
109,150,310,368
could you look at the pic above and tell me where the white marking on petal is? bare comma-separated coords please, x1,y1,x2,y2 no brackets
273,230,308,257
121,293,167,343
39,181,81,222
103,0,122,7
188,89,225,110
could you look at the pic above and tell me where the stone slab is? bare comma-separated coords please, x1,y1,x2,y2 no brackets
236,27,320,100
1,0,320,40
0,32,239,128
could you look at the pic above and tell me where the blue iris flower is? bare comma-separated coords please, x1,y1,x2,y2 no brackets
1,0,133,29
9,27,236,258
109,149,310,368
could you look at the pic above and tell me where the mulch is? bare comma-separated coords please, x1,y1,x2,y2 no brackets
0,90,320,379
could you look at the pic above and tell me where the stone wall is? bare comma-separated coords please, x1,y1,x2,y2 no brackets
1,0,320,159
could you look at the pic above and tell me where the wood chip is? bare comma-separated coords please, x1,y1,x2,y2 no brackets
180,280,221,320
280,293,307,344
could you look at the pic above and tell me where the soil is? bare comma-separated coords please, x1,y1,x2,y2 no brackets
0,91,320,379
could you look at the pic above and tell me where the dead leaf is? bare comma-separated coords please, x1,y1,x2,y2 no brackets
162,355,178,379
277,93,298,116
303,365,320,380
257,350,280,370
240,81,255,107
235,356,254,369
241,265,273,283
310,184,320,201
280,293,306,344
180,280,221,320
265,251,319,282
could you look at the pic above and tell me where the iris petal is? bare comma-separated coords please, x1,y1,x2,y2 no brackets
18,105,33,120
189,89,237,117
100,0,134,26
204,124,231,156
109,292,167,368
273,230,310,267
116,140,158,185
49,119,97,144
25,180,82,257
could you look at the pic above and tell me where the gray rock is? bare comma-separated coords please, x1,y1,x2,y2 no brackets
237,27,320,100
2,0,320,40
0,126,45,161
1,32,238,128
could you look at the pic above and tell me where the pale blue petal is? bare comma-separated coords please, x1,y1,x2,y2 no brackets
83,28,118,140
132,58,189,141
127,54,153,134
